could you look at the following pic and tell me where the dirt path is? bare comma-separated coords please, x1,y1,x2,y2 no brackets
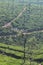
23,30,43,35
0,29,43,37
2,7,27,28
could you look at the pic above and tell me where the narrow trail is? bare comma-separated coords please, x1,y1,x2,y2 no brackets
23,30,43,35
2,7,27,28
0,29,43,36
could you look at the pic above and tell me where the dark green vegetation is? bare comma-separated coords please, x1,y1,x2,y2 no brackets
0,0,43,65
0,0,43,32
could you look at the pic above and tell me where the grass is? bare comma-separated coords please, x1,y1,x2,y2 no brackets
0,54,22,65
0,43,24,51
0,48,23,57
0,54,38,65
0,43,43,65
